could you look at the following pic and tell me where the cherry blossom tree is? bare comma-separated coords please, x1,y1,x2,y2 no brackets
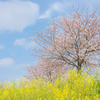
30,8,100,74
24,58,71,82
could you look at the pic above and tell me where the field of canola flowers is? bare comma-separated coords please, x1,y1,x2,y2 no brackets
0,69,100,100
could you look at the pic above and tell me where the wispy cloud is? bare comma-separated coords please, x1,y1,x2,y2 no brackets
13,38,36,49
39,9,52,19
51,2,67,12
80,0,100,12
0,58,15,66
0,45,4,50
0,0,39,32
0,61,37,82
13,38,26,46
39,1,72,19
25,41,36,49
39,0,100,19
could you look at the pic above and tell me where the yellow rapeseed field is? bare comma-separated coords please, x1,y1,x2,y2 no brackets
0,69,100,100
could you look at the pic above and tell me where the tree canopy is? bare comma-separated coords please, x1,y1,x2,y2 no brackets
25,7,100,80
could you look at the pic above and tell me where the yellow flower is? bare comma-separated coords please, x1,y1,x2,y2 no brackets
2,90,9,99
85,96,90,100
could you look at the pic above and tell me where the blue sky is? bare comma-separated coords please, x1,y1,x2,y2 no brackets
0,0,100,82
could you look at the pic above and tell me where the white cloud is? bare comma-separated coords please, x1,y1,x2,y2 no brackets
39,1,71,19
13,38,26,46
25,41,36,49
0,0,39,32
13,38,36,49
11,52,15,55
0,45,4,50
0,58,15,66
39,0,100,19
51,2,66,12
39,9,51,19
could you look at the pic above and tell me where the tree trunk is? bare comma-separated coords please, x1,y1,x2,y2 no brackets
77,66,82,74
